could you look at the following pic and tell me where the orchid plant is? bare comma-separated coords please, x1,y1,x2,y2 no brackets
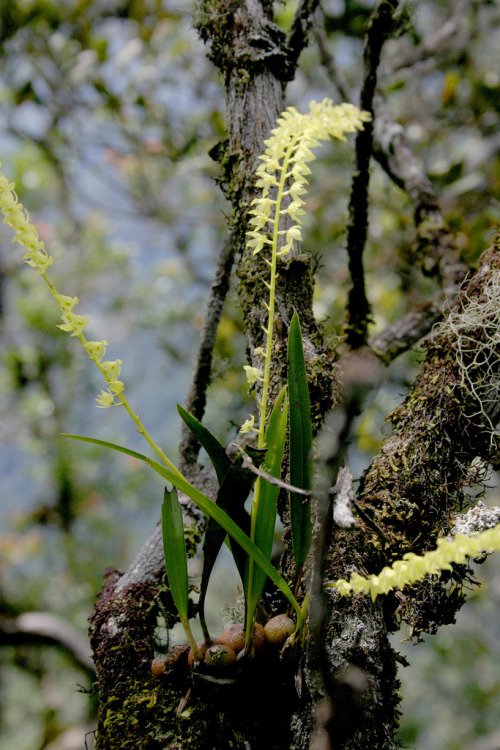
2,97,500,664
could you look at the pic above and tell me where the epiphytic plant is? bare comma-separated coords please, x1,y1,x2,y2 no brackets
7,97,498,677
0,161,301,655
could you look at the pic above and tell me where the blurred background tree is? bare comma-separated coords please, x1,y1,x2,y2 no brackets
0,1,499,748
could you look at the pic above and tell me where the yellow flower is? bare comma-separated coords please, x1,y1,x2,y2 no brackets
84,340,108,364
243,365,263,385
102,359,122,382
109,380,124,395
240,415,256,434
335,579,353,596
55,294,79,314
96,389,115,408
247,99,370,261
58,312,89,337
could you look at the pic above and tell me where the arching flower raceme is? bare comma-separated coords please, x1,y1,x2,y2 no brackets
0,168,54,274
241,98,370,442
247,99,370,260
0,161,181,475
0,162,127,406
330,523,500,601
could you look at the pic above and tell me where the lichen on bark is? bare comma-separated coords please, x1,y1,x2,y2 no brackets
348,235,500,638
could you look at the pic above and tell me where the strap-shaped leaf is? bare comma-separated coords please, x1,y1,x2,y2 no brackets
161,486,189,622
288,311,313,577
198,456,254,641
63,433,302,629
177,404,231,485
244,387,288,641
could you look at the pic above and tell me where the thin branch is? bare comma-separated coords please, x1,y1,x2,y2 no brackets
316,14,468,358
315,4,467,284
314,15,353,103
0,611,95,677
382,0,470,75
369,292,446,365
286,0,321,72
235,444,311,495
178,230,236,475
344,0,399,350
236,443,391,544
371,92,467,287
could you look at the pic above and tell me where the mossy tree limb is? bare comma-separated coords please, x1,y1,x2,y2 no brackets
326,236,500,653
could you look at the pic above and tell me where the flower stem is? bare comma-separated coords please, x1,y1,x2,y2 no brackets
41,273,183,479
257,141,295,448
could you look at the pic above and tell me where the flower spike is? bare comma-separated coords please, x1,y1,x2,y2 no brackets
329,523,500,600
0,161,182,478
245,98,369,448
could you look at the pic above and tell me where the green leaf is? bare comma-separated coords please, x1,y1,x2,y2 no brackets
62,433,302,629
244,387,288,641
198,455,253,642
287,311,313,577
177,404,231,485
161,486,189,623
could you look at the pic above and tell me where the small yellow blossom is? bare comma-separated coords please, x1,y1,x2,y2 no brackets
240,415,256,434
243,365,263,385
84,340,108,364
96,389,115,408
334,579,353,596
55,294,79,314
57,312,89,337
109,380,124,395
102,359,122,382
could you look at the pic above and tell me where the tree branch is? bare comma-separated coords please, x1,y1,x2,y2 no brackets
295,237,500,748
354,236,500,635
0,611,95,677
316,12,469,358
368,291,446,364
371,92,467,286
178,230,236,476
344,0,399,349
381,0,470,75
286,0,321,72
